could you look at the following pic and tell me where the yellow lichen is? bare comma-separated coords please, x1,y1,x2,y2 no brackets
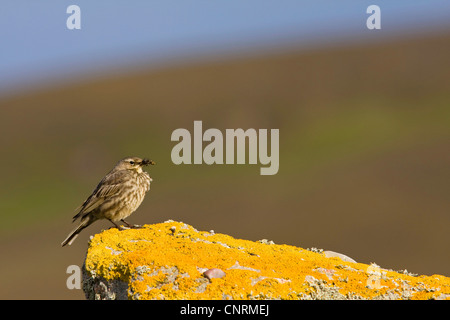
83,221,450,300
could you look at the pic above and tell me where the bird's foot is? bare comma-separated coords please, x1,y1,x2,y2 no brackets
121,219,142,229
109,220,131,231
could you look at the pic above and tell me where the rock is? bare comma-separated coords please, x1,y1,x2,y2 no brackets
323,250,357,263
82,221,450,300
203,268,226,280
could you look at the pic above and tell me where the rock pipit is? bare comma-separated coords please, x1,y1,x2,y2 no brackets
61,157,155,247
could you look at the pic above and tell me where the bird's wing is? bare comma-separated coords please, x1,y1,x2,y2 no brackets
73,170,132,221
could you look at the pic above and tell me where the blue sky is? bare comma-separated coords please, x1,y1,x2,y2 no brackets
0,0,449,97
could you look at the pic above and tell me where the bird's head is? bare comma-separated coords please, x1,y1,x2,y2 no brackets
115,157,156,173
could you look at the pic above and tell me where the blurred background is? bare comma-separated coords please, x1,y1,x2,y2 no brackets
0,0,449,299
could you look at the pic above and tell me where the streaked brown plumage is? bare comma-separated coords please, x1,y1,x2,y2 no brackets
61,157,155,247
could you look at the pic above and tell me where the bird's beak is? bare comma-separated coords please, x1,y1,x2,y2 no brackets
141,159,155,166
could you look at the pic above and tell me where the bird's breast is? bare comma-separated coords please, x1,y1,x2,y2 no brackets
138,172,151,192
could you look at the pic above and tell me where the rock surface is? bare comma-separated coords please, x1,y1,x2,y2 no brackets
82,221,450,300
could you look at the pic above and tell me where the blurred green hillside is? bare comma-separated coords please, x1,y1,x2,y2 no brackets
0,32,449,298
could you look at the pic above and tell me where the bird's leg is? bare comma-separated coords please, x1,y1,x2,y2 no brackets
121,219,142,229
109,220,129,230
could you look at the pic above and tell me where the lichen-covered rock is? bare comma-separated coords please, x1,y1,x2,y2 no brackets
82,220,450,300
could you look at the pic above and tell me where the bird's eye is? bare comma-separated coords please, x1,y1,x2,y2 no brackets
129,161,135,165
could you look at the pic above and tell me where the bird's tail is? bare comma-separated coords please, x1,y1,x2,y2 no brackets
61,216,96,247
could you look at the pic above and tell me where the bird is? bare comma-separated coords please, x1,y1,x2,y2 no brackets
61,156,155,247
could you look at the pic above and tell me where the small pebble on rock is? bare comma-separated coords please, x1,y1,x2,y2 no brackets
203,268,226,280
